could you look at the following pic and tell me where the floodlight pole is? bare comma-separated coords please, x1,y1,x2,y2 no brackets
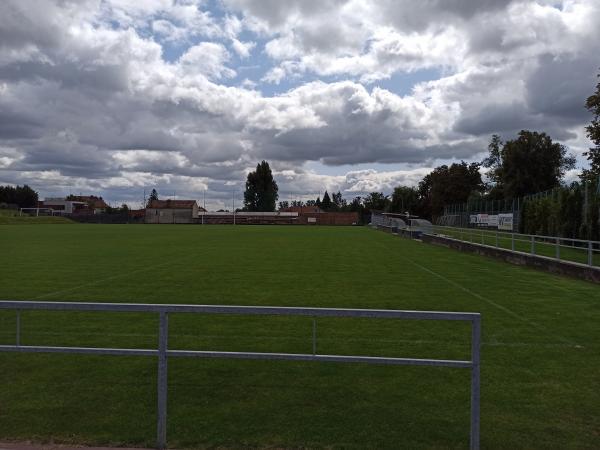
202,190,206,224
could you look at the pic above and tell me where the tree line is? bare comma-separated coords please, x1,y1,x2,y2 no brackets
0,185,38,208
244,127,579,222
5,70,599,224
244,69,600,227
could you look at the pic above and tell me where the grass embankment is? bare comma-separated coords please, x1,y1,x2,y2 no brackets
434,225,599,267
0,225,598,449
0,209,74,224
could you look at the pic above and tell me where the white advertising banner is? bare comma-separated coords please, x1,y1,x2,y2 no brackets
498,213,514,231
476,214,489,226
488,215,499,227
470,215,478,224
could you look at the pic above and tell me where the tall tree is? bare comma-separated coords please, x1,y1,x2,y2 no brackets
147,189,159,207
321,191,332,210
418,162,484,219
331,191,345,210
363,192,390,211
0,184,38,207
243,160,279,211
390,186,419,214
581,71,600,183
484,130,575,198
481,134,504,199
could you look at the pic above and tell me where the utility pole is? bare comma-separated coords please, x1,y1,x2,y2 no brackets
202,190,206,225
584,182,589,239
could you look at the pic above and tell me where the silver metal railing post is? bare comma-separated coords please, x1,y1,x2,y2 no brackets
555,238,560,260
16,310,20,347
0,301,482,449
312,318,317,356
511,233,515,251
157,312,169,449
588,242,593,266
470,316,481,450
531,235,535,255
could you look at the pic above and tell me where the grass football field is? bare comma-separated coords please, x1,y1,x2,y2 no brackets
0,224,599,449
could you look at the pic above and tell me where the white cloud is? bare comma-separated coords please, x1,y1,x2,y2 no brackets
0,0,598,205
178,42,236,79
230,38,256,58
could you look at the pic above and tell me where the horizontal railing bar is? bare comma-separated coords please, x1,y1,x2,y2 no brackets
430,234,600,266
432,225,600,246
0,345,156,356
168,350,473,368
0,345,472,368
0,301,480,321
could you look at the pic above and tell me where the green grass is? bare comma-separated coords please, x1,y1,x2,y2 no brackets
0,209,74,224
433,225,600,267
0,225,599,449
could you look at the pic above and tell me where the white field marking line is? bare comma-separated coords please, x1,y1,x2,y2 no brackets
31,252,197,300
412,258,580,347
408,257,579,347
370,234,579,347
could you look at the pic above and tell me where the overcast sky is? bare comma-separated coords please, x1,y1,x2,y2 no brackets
0,0,598,208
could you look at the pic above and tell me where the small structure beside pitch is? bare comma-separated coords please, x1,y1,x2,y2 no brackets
146,199,205,224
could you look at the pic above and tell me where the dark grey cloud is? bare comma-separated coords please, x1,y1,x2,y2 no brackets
526,53,599,121
0,0,597,205
376,0,516,32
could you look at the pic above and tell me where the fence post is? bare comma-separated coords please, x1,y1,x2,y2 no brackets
588,242,593,266
530,236,535,255
555,238,560,260
511,233,515,251
481,230,484,245
16,310,20,347
495,231,498,248
157,312,169,449
312,318,317,355
470,316,481,450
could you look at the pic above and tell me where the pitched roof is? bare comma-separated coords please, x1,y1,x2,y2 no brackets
68,195,109,209
148,199,197,209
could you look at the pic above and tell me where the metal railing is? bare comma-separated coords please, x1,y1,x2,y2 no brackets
432,225,600,268
0,301,482,449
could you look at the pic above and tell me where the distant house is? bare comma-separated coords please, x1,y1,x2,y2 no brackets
146,199,205,224
61,195,110,214
68,195,109,214
40,197,87,214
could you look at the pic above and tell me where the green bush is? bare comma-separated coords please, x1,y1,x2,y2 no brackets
520,182,599,240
